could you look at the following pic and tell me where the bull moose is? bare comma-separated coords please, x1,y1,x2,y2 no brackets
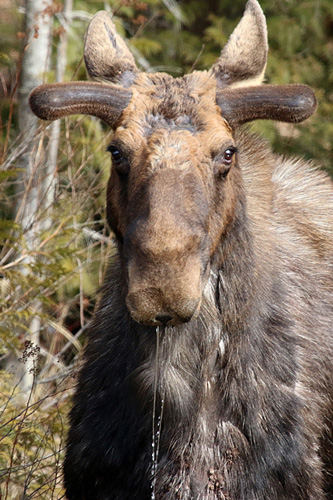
29,0,333,498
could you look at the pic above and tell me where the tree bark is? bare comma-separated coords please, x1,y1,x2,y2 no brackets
48,0,73,199
16,0,54,396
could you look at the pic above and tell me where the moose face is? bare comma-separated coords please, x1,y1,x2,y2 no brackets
106,73,238,325
29,0,317,326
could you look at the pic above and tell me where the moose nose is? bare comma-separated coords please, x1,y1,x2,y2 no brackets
126,286,202,326
155,314,173,326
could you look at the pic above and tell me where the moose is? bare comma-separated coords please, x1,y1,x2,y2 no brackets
29,0,333,498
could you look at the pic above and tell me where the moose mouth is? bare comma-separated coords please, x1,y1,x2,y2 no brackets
126,290,202,326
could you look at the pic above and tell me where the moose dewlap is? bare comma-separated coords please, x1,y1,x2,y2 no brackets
29,0,333,499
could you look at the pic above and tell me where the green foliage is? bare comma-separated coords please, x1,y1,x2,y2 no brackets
0,371,69,499
204,14,228,47
131,37,162,57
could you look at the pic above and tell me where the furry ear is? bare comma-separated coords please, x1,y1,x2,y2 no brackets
211,0,268,88
84,11,139,87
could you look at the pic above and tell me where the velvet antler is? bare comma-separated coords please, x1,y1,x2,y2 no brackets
29,82,132,127
217,84,317,126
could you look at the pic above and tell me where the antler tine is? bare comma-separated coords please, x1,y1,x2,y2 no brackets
29,82,132,128
217,84,317,126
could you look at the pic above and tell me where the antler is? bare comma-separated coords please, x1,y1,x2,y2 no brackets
29,82,132,127
217,84,317,126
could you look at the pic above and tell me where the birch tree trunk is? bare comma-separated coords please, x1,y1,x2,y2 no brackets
16,0,54,396
48,0,73,189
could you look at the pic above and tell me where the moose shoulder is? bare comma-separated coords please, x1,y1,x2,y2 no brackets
29,0,333,499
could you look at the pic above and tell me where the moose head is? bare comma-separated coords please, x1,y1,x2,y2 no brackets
29,0,316,327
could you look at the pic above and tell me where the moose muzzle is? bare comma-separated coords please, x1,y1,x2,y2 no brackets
123,170,210,326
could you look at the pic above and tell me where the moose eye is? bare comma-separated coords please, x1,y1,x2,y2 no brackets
222,147,236,165
107,145,124,164
107,144,130,175
214,145,237,179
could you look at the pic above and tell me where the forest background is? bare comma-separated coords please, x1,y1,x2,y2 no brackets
0,0,332,498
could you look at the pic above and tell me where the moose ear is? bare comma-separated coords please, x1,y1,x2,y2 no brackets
211,0,268,88
84,11,139,87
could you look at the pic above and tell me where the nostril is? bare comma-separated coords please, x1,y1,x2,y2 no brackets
155,314,173,326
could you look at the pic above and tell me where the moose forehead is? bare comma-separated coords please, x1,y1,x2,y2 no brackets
114,72,234,154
